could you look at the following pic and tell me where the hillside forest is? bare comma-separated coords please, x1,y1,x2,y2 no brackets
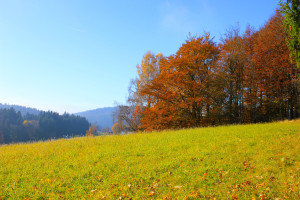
114,10,299,133
0,108,90,144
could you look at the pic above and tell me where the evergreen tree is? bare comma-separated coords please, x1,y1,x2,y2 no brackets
280,0,300,67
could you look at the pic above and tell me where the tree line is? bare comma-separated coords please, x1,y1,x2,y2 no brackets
0,108,90,144
114,10,299,133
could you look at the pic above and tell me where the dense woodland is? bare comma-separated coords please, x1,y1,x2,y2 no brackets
0,108,90,144
114,10,299,132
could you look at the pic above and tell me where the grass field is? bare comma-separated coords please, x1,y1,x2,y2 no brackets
0,120,299,199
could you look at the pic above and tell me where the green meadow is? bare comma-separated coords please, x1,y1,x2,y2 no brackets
0,120,299,199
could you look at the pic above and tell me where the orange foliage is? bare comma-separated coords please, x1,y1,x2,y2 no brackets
252,10,298,120
86,124,97,137
133,10,298,131
140,33,219,130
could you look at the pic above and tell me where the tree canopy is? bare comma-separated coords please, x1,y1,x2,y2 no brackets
120,10,299,132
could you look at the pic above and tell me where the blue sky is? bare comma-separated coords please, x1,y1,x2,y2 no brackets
0,0,280,114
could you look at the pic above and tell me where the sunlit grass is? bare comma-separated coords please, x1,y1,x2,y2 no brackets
0,120,299,199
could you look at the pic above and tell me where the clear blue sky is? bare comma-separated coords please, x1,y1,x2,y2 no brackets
0,0,279,114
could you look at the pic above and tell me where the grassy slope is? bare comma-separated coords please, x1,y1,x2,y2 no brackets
0,120,299,199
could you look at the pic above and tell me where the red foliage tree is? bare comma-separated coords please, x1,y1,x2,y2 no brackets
140,34,219,130
128,10,299,132
252,10,298,120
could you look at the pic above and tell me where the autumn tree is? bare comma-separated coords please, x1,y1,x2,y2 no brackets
219,26,247,123
122,10,299,132
252,10,299,120
135,52,163,107
86,124,97,137
114,52,163,132
113,104,140,132
140,33,220,130
242,25,260,122
112,123,122,134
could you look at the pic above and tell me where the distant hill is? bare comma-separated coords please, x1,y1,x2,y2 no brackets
75,107,116,130
0,103,116,130
0,103,41,116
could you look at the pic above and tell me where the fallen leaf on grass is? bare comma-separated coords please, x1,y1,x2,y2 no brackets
256,182,265,188
163,195,172,200
95,175,103,180
174,185,182,189
147,191,155,196
268,177,275,182
259,193,267,200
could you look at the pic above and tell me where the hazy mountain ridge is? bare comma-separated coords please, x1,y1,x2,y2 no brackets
75,107,116,130
0,103,115,130
0,103,41,116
